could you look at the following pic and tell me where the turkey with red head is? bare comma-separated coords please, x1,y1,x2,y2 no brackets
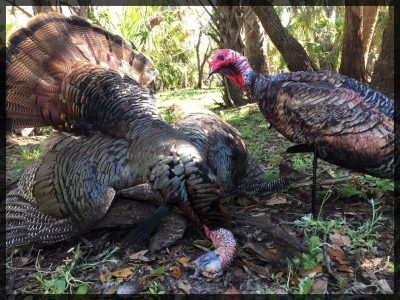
208,49,395,216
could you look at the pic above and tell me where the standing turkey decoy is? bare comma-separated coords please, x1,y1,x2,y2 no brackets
207,49,395,217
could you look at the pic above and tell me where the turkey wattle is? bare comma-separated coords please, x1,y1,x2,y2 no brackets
208,49,395,216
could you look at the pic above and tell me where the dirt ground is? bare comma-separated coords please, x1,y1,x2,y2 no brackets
5,134,395,295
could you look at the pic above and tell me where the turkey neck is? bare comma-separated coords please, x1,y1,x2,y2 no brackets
243,71,282,131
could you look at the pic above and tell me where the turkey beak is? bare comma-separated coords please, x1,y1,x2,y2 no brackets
206,68,216,81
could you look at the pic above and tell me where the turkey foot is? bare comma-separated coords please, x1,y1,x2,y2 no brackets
188,226,236,279
286,144,318,217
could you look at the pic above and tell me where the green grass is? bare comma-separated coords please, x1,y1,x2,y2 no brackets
29,245,120,294
289,198,386,256
7,144,43,179
157,87,223,111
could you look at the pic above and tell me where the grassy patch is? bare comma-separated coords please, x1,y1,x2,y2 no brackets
290,198,386,257
6,144,43,180
157,87,223,111
28,245,119,294
340,175,394,200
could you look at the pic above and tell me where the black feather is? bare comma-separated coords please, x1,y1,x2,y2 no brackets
123,204,172,247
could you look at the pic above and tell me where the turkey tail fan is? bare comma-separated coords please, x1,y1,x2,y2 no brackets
6,12,158,131
5,191,76,249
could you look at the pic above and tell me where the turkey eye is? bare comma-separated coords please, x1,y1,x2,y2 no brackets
217,54,225,61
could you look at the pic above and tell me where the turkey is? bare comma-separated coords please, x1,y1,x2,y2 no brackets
6,13,229,278
5,105,291,277
5,132,188,253
5,14,288,279
208,49,395,216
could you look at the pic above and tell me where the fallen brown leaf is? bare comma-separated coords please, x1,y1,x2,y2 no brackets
99,274,107,283
327,245,350,265
110,267,133,278
360,258,383,269
245,242,277,262
242,264,251,274
337,264,354,273
329,230,351,247
311,276,328,294
192,239,211,247
177,280,192,294
265,194,287,206
129,250,151,262
241,259,270,277
171,266,182,279
291,274,300,287
176,257,191,265
303,264,323,276
169,244,183,255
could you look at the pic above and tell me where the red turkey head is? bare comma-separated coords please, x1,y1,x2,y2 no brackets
207,49,252,90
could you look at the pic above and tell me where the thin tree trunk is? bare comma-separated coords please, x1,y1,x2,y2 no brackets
339,4,367,82
77,0,90,17
243,7,268,75
371,4,394,99
195,31,212,89
214,5,246,106
362,6,379,65
253,5,317,72
79,6,88,17
196,30,203,89
32,0,61,15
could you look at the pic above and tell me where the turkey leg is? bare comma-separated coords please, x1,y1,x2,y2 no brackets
286,143,318,217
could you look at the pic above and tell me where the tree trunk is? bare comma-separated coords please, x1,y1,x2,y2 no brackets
371,4,394,99
253,5,317,72
195,31,212,89
243,7,268,74
362,6,379,65
77,0,90,17
195,30,203,89
214,6,246,107
79,6,88,17
339,5,367,82
32,0,61,15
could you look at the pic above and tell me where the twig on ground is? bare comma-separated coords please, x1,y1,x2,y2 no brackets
322,234,340,281
290,175,363,189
